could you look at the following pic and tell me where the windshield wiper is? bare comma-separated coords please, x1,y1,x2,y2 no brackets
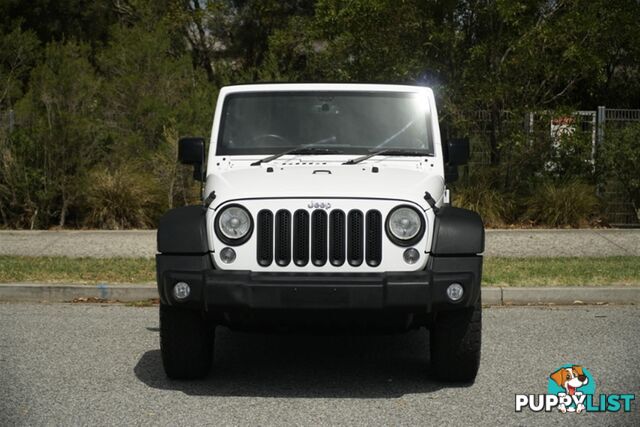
342,149,430,165
251,146,343,166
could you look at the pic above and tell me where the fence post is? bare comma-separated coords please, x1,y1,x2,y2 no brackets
596,106,605,147
524,111,534,147
595,106,606,198
523,111,534,133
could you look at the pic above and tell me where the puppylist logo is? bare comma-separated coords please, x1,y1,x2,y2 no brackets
515,364,636,414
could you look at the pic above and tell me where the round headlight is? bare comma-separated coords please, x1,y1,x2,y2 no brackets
216,205,253,244
386,206,425,246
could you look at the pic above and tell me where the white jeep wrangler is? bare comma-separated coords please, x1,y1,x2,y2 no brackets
156,83,484,382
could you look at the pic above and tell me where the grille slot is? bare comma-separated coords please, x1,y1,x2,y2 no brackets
293,210,309,266
347,210,364,266
256,210,273,266
274,210,291,266
311,210,328,266
365,210,382,267
329,210,346,266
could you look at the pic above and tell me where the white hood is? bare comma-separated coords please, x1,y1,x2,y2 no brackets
207,158,444,211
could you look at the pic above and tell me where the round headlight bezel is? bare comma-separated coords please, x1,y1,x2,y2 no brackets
214,204,253,246
385,205,426,246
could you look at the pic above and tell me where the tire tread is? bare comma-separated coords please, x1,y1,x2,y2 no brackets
429,300,482,382
160,304,214,379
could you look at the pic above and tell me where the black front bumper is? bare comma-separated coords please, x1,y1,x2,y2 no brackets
156,254,482,313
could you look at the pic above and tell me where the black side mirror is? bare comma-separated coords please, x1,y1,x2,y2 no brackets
444,165,459,183
445,137,470,166
178,137,205,181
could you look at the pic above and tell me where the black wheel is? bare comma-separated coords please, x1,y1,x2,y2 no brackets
160,304,214,379
429,299,481,382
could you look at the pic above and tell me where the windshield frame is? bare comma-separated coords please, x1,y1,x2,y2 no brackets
215,90,434,157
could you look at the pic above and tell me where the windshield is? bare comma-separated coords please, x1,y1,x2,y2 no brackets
217,91,433,155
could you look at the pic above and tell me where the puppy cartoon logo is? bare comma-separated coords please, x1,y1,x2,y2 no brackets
516,364,635,413
548,365,591,413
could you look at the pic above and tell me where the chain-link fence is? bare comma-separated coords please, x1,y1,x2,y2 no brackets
444,106,639,226
599,108,640,226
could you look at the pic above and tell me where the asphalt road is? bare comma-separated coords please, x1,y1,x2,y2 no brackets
0,303,638,425
1,229,639,258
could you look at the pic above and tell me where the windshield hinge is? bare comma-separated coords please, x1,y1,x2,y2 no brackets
424,191,440,214
203,191,216,209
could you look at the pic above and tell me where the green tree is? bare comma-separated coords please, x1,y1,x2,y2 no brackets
11,41,101,227
0,26,40,110
96,16,213,221
0,0,117,47
1,0,639,228
97,20,212,152
229,0,315,77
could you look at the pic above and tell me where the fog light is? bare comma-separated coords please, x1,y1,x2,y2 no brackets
173,281,191,300
220,247,236,264
446,283,464,302
403,248,420,264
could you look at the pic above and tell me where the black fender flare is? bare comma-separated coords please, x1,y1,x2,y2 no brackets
431,206,484,255
157,205,209,254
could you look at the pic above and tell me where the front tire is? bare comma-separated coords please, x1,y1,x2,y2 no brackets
429,299,481,382
160,304,214,379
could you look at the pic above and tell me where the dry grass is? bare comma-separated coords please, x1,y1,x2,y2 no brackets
483,256,640,286
85,166,159,229
0,256,154,284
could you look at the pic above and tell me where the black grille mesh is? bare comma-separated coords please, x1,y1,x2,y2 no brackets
274,210,291,266
365,210,383,266
311,210,328,266
347,210,364,266
329,210,346,266
256,210,273,266
293,210,309,266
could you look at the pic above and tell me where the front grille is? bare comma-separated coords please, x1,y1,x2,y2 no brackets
256,208,383,268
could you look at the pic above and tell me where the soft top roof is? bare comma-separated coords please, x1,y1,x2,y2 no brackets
219,83,434,95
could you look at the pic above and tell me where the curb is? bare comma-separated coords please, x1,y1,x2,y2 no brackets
500,287,639,305
0,283,639,305
0,283,157,303
482,286,640,305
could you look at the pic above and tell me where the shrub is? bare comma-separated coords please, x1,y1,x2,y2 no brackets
522,180,599,227
84,166,159,229
451,177,515,227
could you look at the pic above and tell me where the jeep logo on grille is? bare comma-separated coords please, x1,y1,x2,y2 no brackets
307,201,331,209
